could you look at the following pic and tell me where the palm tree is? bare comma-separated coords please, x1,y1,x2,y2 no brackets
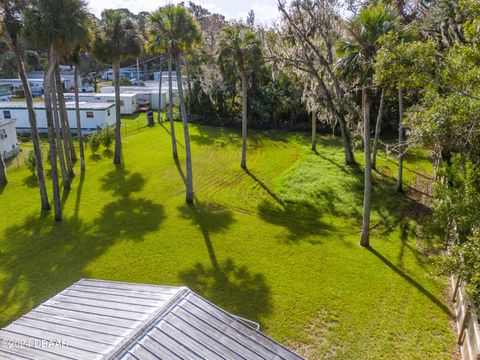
336,3,398,247
217,25,261,169
150,5,201,203
55,61,76,176
0,0,50,209
24,0,91,219
93,10,143,166
54,62,75,180
147,9,178,159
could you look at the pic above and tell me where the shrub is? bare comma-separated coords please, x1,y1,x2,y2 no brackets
101,126,114,150
25,151,36,177
89,132,101,155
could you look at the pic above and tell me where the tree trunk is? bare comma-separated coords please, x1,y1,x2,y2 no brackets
372,88,385,170
311,111,317,152
136,58,140,83
240,70,248,169
54,62,75,178
312,70,355,165
168,50,178,159
157,60,163,122
184,57,192,117
44,46,62,221
10,34,50,210
113,60,122,165
0,153,7,186
56,62,77,165
360,87,372,247
175,55,193,204
74,65,85,172
50,70,70,192
396,87,404,193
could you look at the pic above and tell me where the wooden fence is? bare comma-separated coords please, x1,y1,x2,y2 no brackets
451,277,480,360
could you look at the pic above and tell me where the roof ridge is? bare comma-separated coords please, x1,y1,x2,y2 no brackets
105,285,190,360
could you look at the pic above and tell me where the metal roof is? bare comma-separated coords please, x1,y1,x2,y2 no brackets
0,118,16,127
0,102,115,111
64,93,138,98
0,279,303,360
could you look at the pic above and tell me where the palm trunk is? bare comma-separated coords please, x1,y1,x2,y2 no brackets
175,55,193,204
168,50,178,159
74,65,85,172
54,62,75,178
10,34,50,210
240,69,248,169
50,70,70,192
56,62,77,164
45,46,62,221
184,57,192,117
113,60,122,165
0,153,7,186
311,111,317,152
360,87,372,247
396,87,404,193
157,61,163,122
372,88,385,170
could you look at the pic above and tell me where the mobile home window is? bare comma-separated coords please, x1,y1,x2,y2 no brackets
86,111,94,118
3,110,11,119
107,110,111,116
120,100,124,106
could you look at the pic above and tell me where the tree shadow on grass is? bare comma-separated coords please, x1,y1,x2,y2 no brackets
176,199,271,324
368,247,452,317
22,175,39,188
244,168,284,207
257,200,334,245
0,169,164,327
179,258,272,326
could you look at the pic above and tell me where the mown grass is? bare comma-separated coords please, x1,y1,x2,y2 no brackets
0,116,455,359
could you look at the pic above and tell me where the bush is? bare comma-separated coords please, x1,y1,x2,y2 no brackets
89,132,101,155
25,151,36,177
101,126,114,150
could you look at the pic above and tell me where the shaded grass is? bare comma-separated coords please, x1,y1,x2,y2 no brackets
0,118,455,359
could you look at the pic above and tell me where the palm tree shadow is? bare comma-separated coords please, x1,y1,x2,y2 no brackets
74,171,85,218
174,157,186,185
22,175,39,188
367,247,452,317
0,168,165,327
177,200,271,324
243,168,284,206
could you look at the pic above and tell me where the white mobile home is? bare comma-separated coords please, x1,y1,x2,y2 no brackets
100,86,175,108
0,102,115,133
0,119,19,158
63,93,138,115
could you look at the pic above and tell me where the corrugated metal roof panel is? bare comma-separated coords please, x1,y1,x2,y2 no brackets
120,292,304,360
1,279,304,360
0,279,182,360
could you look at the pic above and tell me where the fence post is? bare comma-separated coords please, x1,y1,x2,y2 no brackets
458,305,471,345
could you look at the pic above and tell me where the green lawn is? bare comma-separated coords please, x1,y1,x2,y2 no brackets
0,117,455,359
